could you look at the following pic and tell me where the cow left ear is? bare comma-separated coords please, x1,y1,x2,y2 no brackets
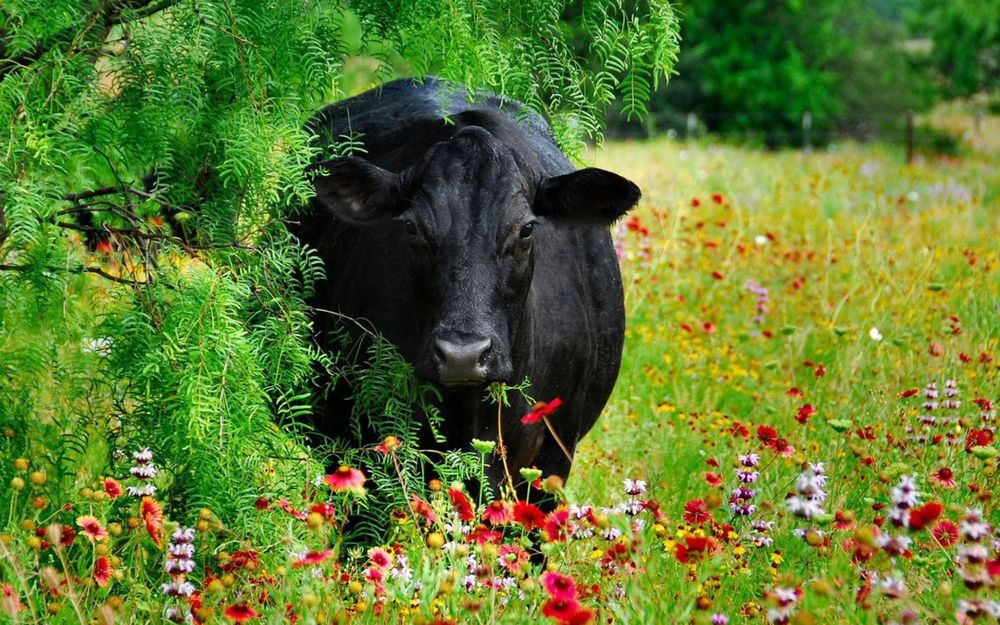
534,168,641,225
308,156,402,224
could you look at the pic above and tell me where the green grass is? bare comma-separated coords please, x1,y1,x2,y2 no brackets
1,110,998,624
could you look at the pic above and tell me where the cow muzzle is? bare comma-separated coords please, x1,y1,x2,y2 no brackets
434,335,492,386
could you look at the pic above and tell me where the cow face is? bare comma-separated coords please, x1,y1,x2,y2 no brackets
309,126,640,387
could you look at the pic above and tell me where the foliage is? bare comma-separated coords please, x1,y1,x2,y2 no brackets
611,0,932,146
910,0,1000,99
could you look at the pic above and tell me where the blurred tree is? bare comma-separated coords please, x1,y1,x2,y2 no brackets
910,0,999,99
610,0,931,146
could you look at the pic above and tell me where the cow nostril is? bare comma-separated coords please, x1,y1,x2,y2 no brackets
434,337,492,383
477,339,493,366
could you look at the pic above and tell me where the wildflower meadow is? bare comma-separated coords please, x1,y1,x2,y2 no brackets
1,103,997,624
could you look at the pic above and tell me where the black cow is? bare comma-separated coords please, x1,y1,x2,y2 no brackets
292,78,639,494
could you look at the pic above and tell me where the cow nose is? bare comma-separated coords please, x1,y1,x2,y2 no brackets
434,337,492,385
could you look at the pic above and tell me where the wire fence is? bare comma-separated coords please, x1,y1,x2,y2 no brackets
606,108,989,161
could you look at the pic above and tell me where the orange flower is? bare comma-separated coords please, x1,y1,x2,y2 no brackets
140,497,163,546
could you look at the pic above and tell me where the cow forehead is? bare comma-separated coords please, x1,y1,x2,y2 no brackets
409,135,533,232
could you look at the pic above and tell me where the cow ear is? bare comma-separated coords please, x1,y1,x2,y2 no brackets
534,168,641,225
308,156,402,224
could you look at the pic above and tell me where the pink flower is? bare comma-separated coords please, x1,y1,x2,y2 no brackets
498,544,528,574
323,466,366,493
292,550,334,568
367,547,392,569
77,515,108,542
541,571,577,601
482,500,513,525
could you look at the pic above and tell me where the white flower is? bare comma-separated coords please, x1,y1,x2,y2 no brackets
623,479,647,496
82,337,113,356
869,327,882,341
754,234,769,246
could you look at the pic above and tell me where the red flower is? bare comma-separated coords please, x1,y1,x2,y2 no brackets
409,494,439,525
220,550,260,571
94,555,111,587
711,193,724,204
813,363,826,378
223,603,260,622
254,497,269,510
730,421,750,438
513,500,545,530
541,597,583,623
673,535,717,563
930,467,956,489
908,501,943,531
523,398,563,425
898,388,919,398
95,241,112,254
834,509,856,531
691,198,701,207
541,571,578,601
986,558,1000,579
447,488,475,522
704,472,722,487
711,271,724,281
931,520,959,547
757,425,778,446
324,466,366,493
292,550,334,568
482,500,513,525
542,507,571,543
102,478,122,500
683,499,711,525
795,403,817,424
310,503,336,520
965,428,995,451
786,387,802,398
140,497,163,546
467,524,502,545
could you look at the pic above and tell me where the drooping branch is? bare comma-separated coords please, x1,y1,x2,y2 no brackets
0,0,180,81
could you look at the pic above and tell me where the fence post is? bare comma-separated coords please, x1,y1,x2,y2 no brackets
905,111,914,164
686,112,697,140
802,111,812,153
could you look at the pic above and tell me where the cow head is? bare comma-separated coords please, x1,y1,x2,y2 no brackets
309,125,640,387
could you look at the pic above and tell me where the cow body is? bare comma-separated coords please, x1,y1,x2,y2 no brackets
293,78,639,492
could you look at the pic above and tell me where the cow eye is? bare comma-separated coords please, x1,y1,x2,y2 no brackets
404,219,419,237
518,221,537,240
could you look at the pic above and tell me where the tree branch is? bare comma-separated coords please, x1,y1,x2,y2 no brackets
0,0,180,81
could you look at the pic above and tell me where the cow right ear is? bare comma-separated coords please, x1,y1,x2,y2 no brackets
308,157,402,224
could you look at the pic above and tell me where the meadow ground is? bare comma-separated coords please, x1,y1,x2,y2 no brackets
1,109,997,624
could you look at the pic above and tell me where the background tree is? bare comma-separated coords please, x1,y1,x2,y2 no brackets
910,0,1000,101
0,0,679,534
608,0,933,146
